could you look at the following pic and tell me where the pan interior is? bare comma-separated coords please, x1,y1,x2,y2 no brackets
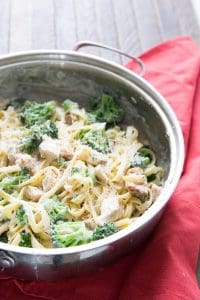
0,59,170,177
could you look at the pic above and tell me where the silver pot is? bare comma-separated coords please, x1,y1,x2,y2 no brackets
0,42,184,280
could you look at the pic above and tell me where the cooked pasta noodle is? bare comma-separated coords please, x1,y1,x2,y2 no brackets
0,96,163,248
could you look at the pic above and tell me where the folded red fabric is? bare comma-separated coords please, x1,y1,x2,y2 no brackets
1,36,200,300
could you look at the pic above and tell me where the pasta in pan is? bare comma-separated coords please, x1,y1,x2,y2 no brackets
0,95,163,248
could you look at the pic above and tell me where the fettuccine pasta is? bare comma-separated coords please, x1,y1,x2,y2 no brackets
0,95,163,248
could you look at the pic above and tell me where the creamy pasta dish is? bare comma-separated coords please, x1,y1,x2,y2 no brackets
0,95,163,248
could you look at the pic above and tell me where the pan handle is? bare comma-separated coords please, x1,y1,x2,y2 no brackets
73,40,145,77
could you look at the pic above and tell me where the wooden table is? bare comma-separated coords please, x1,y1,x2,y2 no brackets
1,0,200,64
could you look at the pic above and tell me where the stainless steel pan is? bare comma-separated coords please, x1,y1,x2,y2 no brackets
0,41,184,280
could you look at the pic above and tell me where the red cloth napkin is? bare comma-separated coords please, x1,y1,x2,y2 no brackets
1,36,200,300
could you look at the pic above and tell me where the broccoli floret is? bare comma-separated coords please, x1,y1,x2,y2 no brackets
0,169,30,194
131,148,152,168
16,206,27,225
38,120,58,138
51,221,92,247
92,223,118,241
63,99,79,112
0,232,8,243
21,101,56,127
41,196,68,223
131,154,150,168
21,120,58,154
19,231,32,247
78,129,110,154
21,131,42,154
88,94,123,126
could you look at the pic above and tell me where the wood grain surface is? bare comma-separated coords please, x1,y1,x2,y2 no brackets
0,0,199,62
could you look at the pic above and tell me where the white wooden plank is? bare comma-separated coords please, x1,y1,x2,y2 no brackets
31,0,55,49
74,0,100,56
5,0,200,59
113,0,143,64
54,0,77,50
9,0,32,52
0,0,10,54
132,0,163,51
171,0,200,44
192,0,200,29
94,0,121,63
154,0,181,39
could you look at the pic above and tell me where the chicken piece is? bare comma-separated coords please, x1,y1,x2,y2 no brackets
90,150,107,166
124,167,148,199
124,167,146,186
84,218,96,230
77,146,106,166
149,183,162,202
76,146,91,161
5,138,20,163
94,165,107,184
127,167,143,175
127,183,148,200
11,153,37,174
65,114,78,125
60,149,73,160
39,137,61,162
24,186,43,202
96,194,123,225
42,168,58,192
54,107,65,121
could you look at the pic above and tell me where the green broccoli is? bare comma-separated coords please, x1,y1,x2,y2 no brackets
38,120,58,138
131,148,152,168
21,101,56,127
19,231,32,247
21,120,58,154
51,221,92,247
41,196,68,223
63,99,79,112
88,94,123,126
92,223,118,241
21,131,42,154
78,129,110,154
131,154,150,168
16,206,27,225
0,169,30,194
